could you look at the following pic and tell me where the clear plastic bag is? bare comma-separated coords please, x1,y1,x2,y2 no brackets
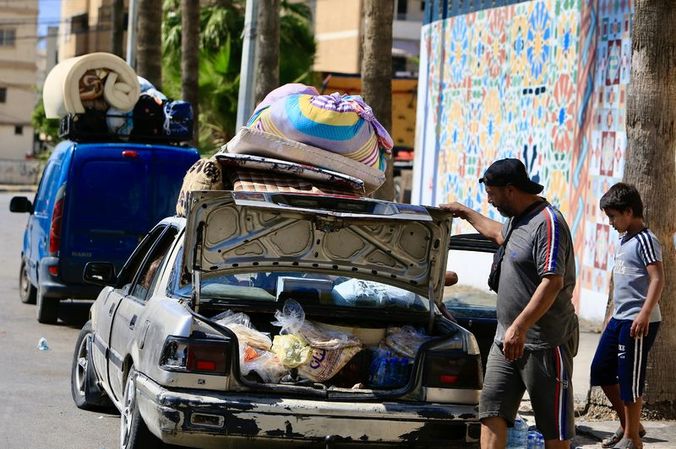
384,326,432,358
213,310,252,328
298,321,361,350
271,299,305,335
226,323,272,350
240,346,287,383
271,334,312,368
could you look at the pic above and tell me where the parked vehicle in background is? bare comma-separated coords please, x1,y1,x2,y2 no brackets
71,191,492,449
10,140,199,324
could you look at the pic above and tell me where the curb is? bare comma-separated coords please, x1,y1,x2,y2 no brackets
0,185,37,193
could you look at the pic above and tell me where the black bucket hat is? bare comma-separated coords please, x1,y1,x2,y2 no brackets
479,158,544,194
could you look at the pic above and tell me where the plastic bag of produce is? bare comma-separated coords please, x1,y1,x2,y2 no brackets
295,320,363,382
226,323,272,351
271,334,312,368
240,346,287,383
298,345,362,383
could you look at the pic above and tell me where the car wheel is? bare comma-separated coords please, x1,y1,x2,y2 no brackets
19,260,37,304
71,321,113,410
36,287,58,324
120,368,165,449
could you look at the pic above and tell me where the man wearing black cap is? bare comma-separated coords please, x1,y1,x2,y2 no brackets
441,158,578,449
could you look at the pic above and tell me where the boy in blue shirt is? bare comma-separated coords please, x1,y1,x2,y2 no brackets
591,183,664,449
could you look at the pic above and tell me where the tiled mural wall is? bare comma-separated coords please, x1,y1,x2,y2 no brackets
413,0,634,320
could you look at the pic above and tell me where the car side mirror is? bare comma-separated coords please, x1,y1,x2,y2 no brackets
83,262,117,286
10,196,33,214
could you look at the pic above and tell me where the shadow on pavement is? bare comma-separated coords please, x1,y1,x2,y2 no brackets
57,300,94,329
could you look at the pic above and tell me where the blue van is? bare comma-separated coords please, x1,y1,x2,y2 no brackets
10,140,199,323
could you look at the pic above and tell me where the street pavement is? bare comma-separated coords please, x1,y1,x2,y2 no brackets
1,185,674,448
518,327,676,448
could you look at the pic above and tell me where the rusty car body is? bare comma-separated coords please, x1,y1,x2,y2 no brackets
70,191,486,449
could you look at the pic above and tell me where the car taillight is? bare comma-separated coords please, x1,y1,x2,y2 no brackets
422,350,483,390
48,188,65,256
160,336,231,375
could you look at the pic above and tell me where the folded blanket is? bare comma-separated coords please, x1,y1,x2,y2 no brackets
247,85,393,171
43,52,140,118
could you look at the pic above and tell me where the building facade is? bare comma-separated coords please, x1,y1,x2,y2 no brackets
310,0,425,75
59,0,128,61
414,0,635,322
0,0,38,160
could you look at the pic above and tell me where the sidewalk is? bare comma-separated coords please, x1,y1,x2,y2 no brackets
518,327,675,448
0,184,36,193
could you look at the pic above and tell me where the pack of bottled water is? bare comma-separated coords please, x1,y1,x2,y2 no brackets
506,415,529,449
527,430,545,449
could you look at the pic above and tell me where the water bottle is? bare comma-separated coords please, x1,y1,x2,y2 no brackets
37,337,49,351
507,415,528,449
527,431,538,449
536,432,545,449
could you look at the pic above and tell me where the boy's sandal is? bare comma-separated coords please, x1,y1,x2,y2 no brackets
602,427,647,448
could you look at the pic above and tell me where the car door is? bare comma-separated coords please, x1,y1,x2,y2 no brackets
27,160,60,281
107,225,179,400
444,233,499,372
92,224,168,400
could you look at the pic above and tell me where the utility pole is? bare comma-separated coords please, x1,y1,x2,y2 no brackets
126,0,138,68
236,0,258,129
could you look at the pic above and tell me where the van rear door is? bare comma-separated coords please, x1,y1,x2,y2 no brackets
59,144,196,286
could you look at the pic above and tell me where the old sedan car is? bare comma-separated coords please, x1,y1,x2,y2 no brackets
70,190,487,449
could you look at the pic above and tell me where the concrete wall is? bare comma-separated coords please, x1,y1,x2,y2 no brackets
414,0,634,323
0,159,42,185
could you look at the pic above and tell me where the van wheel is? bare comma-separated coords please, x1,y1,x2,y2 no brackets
120,368,166,449
71,321,113,410
36,288,59,324
19,261,37,304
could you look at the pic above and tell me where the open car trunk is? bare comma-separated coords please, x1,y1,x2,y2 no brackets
193,299,473,400
177,191,481,401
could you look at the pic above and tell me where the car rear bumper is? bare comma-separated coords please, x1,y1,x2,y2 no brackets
134,373,481,449
38,258,102,299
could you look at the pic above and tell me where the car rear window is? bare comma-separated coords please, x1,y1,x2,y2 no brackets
171,269,430,312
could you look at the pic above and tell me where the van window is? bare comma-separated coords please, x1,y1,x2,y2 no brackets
33,162,60,214
70,160,149,233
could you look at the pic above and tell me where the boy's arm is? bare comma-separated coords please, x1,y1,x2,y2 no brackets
439,202,504,245
631,260,664,337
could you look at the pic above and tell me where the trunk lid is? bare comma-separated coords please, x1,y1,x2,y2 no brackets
182,191,453,304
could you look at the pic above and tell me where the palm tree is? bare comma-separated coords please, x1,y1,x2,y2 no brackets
361,0,394,200
162,0,315,151
181,0,200,142
625,0,676,416
255,0,280,103
137,0,163,89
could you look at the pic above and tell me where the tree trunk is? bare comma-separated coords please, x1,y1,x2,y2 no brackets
625,0,676,417
361,0,394,200
136,0,163,89
181,0,200,143
254,0,280,104
111,0,125,58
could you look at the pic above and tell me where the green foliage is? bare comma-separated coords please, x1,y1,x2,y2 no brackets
162,0,316,153
31,98,60,151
